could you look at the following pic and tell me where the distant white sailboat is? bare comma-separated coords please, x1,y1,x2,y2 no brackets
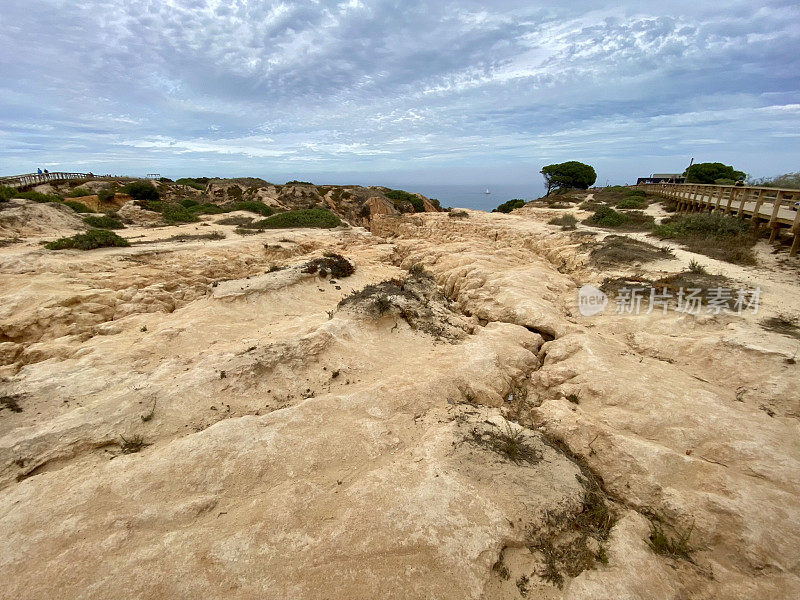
484,188,491,194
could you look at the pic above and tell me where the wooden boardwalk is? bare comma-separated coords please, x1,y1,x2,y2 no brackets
0,172,91,188
639,182,800,256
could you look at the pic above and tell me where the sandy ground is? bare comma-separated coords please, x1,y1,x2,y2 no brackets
0,199,799,599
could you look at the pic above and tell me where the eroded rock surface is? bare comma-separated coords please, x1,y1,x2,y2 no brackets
0,205,798,599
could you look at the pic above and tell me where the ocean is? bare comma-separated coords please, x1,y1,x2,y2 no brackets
405,183,546,212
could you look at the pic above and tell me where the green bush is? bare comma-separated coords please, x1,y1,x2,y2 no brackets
123,181,159,201
0,185,16,202
251,208,341,229
654,213,751,239
231,201,273,216
45,229,130,250
97,189,115,204
653,213,755,265
176,178,208,191
385,189,425,212
179,198,199,208
586,206,630,227
63,200,92,213
161,203,199,223
83,215,125,229
13,190,61,203
493,199,526,213
189,203,227,215
617,197,648,209
67,187,92,197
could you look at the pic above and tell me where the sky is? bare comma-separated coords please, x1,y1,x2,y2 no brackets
1,0,799,189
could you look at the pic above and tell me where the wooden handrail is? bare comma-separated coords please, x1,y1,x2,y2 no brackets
638,182,800,257
0,172,93,188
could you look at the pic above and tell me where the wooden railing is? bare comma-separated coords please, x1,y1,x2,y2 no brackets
639,182,800,257
0,172,92,188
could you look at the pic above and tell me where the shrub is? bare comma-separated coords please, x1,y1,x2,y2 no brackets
63,200,92,213
179,197,199,208
449,210,469,219
122,180,159,201
617,197,648,209
250,208,341,229
14,190,61,203
0,185,15,202
385,189,425,212
493,199,526,213
46,229,130,250
231,200,273,216
161,203,199,223
190,203,227,215
67,187,92,197
548,214,578,229
176,178,208,191
97,189,115,204
83,215,125,229
586,206,630,227
654,213,751,239
653,213,756,265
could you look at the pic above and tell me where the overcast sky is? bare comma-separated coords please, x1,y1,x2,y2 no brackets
1,0,798,186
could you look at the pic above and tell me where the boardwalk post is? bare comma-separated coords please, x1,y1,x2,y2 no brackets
791,207,800,256
768,192,784,243
737,188,748,218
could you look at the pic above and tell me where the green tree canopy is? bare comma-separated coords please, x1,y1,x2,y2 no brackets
684,162,745,184
540,161,597,195
122,180,160,201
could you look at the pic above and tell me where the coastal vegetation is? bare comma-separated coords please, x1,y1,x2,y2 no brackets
541,161,597,195
45,229,130,250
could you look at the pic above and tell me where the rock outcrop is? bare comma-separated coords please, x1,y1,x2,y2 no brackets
0,202,798,599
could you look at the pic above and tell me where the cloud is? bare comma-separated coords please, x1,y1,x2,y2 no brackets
0,0,798,183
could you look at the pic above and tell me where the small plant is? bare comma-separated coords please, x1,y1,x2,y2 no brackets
83,215,125,229
1,395,23,413
759,315,800,340
67,187,92,197
688,259,707,274
301,253,355,278
141,401,156,422
473,422,542,464
566,393,580,404
46,229,130,250
373,294,393,315
647,519,694,561
118,434,149,454
448,210,469,219
549,214,578,230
